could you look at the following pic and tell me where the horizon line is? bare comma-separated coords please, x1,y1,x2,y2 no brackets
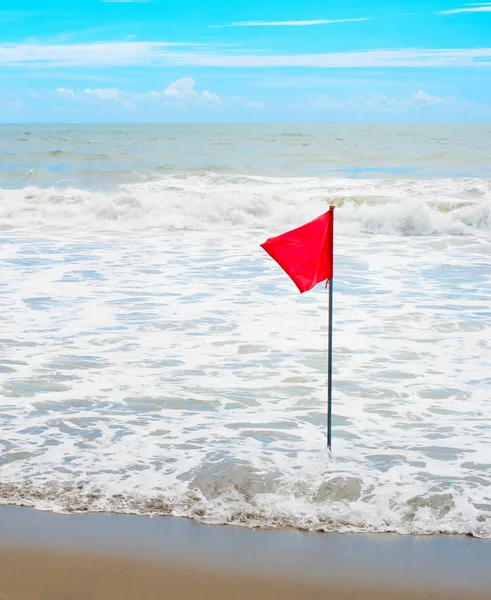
0,121,489,125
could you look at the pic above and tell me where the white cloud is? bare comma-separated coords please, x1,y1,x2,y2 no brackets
2,43,491,68
313,90,467,111
54,79,222,109
201,90,221,103
233,96,264,107
84,87,122,101
56,87,75,97
163,77,198,98
180,48,491,68
160,78,221,104
0,42,204,67
413,90,444,104
84,87,138,109
438,2,491,13
210,18,371,28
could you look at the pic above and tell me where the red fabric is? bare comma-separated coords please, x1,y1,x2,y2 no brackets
261,208,334,293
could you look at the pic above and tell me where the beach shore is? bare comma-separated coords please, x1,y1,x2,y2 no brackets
1,506,491,600
2,544,491,600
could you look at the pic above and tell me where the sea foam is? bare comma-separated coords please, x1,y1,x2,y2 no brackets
1,173,491,537
1,174,490,235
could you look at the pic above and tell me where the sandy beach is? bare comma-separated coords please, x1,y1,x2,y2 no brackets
1,505,491,599
3,544,491,600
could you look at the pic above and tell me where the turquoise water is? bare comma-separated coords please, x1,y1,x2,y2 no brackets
1,124,491,190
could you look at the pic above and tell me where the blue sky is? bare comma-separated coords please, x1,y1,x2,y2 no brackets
1,0,491,122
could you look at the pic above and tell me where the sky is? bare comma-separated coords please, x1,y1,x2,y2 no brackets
1,0,491,122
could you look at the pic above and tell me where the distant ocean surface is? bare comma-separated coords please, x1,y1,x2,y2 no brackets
1,124,491,536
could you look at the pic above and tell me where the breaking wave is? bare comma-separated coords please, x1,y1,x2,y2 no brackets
1,174,490,236
2,463,490,537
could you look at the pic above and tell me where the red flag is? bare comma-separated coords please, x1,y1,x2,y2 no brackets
261,208,334,293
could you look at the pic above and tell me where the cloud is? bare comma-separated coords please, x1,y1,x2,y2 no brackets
54,79,223,109
210,18,371,28
313,90,468,112
233,96,264,107
85,87,142,109
2,43,491,68
438,2,491,13
201,90,221,103
161,77,221,103
58,86,137,108
163,77,198,98
0,42,204,68
178,48,491,68
56,87,75,97
84,87,123,101
412,90,444,104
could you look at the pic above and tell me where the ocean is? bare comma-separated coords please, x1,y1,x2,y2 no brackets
1,124,490,536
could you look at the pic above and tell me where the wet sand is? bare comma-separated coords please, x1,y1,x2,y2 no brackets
1,505,491,599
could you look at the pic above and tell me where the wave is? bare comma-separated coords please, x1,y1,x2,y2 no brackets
1,174,490,235
1,467,490,537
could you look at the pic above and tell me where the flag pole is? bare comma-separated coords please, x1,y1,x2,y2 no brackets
327,276,333,449
327,206,335,450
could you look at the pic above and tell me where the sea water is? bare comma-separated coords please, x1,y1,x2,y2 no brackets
1,124,490,536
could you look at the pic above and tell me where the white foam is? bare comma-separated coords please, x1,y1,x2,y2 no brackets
1,174,490,235
1,215,491,536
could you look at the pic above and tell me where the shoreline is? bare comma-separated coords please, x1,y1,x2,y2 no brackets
1,505,491,598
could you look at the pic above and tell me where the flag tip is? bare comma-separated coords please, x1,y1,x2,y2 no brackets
329,205,335,210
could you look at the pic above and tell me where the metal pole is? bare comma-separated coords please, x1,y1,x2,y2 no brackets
327,276,333,449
